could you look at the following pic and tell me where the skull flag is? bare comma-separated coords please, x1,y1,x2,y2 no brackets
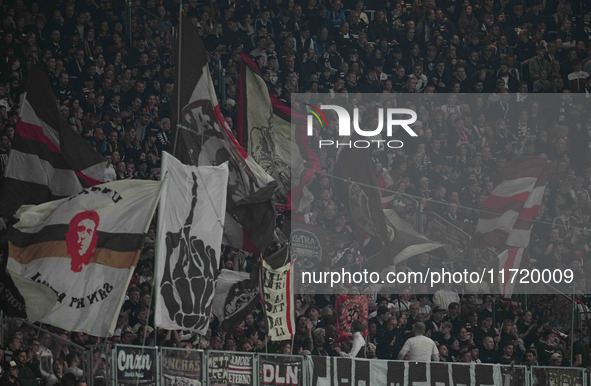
155,152,228,334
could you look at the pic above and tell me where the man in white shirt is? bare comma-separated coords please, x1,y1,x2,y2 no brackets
397,322,439,362
334,320,366,358
432,283,460,310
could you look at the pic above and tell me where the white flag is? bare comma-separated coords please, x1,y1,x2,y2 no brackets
155,152,228,333
8,180,162,336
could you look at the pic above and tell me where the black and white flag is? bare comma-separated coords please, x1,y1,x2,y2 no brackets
211,269,260,331
155,152,228,334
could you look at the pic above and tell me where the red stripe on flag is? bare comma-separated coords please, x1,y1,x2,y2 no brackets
502,248,518,297
17,119,60,153
241,231,259,255
74,170,101,187
286,261,293,338
484,191,531,209
215,105,249,159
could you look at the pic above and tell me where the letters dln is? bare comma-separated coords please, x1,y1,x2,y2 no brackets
307,105,418,149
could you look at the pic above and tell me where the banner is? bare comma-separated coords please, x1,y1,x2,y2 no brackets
0,66,106,217
262,259,294,341
259,355,303,386
161,348,202,386
8,180,161,336
155,152,228,334
208,352,254,386
531,366,584,386
335,295,368,340
115,346,156,385
309,357,517,386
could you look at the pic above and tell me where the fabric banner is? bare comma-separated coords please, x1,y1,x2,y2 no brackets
172,19,275,254
259,355,303,386
8,180,161,336
261,259,294,341
0,66,106,217
309,357,514,386
155,152,228,334
531,366,584,386
238,54,320,208
335,295,368,341
115,346,156,385
160,348,202,386
475,157,553,250
211,268,260,332
208,352,254,386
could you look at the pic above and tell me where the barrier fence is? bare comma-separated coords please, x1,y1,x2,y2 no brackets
96,344,591,386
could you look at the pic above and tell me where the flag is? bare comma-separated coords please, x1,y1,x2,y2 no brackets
155,152,228,334
0,66,106,218
498,247,524,298
172,19,275,254
7,179,162,336
289,221,352,270
238,54,320,208
377,169,396,208
211,268,260,331
475,157,553,250
335,295,368,341
261,245,294,341
334,147,391,259
383,209,452,268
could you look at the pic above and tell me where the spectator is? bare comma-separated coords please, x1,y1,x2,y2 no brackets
334,320,366,358
397,322,439,362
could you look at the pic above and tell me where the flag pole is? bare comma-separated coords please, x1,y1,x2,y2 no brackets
571,280,575,366
172,0,183,156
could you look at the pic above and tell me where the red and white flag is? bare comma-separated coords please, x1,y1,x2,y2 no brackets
475,157,553,250
498,247,524,298
0,66,106,217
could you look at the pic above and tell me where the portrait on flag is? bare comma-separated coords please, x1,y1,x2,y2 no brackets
7,180,162,336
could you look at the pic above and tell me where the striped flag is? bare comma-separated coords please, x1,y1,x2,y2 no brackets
172,19,275,254
475,157,553,250
0,66,106,217
238,54,320,209
498,247,524,298
7,179,162,336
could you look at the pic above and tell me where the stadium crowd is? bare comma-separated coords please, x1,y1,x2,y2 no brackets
2,0,591,384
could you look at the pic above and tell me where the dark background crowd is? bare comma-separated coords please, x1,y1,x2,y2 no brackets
2,0,591,385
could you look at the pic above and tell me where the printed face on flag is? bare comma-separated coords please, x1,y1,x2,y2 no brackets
65,211,100,272
7,180,162,336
